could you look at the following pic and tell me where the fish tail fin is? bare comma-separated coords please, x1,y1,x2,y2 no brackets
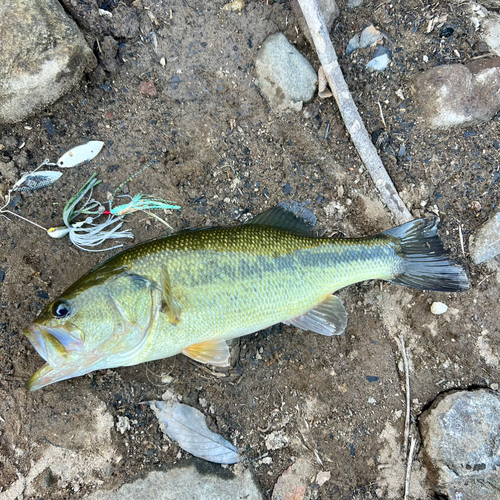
383,218,470,292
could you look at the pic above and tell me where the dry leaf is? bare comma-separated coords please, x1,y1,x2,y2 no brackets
149,401,241,464
318,67,333,99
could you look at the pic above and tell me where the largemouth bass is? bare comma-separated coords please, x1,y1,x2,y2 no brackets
24,204,470,391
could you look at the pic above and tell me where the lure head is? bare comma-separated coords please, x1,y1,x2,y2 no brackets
23,263,159,391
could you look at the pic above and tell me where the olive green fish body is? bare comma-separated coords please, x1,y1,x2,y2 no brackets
79,225,396,362
24,206,469,390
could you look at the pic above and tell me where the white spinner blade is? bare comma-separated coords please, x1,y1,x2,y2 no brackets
57,141,104,168
12,171,62,192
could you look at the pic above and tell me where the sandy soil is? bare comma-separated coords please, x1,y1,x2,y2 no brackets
1,0,499,498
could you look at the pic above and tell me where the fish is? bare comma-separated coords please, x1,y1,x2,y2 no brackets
23,203,470,391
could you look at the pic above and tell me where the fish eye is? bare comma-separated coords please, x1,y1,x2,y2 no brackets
52,299,71,318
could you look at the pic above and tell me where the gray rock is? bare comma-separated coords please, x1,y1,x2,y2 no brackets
366,46,391,72
59,0,112,37
360,25,383,48
0,0,96,124
290,0,339,47
110,3,140,39
469,212,500,264
255,33,317,113
100,36,119,74
346,25,383,55
84,461,262,500
420,389,500,500
347,0,363,8
345,35,360,55
411,59,500,129
479,0,500,11
483,13,500,56
272,457,314,500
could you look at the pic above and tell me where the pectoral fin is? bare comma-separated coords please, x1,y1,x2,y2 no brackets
182,339,231,367
161,266,181,325
283,294,348,336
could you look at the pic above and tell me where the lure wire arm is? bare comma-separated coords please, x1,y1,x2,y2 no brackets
0,189,48,231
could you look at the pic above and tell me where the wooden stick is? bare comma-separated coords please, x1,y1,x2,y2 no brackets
404,436,417,500
296,0,412,224
396,335,411,457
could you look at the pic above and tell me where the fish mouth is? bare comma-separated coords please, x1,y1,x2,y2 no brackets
24,323,84,360
26,363,62,391
23,324,49,362
23,323,88,391
25,361,97,391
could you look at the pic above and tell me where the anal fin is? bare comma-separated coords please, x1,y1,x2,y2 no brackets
182,338,231,367
283,295,348,336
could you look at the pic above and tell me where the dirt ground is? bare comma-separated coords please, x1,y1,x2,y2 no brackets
1,0,499,498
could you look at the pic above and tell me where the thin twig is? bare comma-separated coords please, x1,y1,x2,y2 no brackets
324,122,330,139
396,335,410,457
377,101,387,129
468,52,493,61
142,210,174,231
186,358,227,378
477,273,492,287
296,0,412,224
458,224,465,257
403,436,417,500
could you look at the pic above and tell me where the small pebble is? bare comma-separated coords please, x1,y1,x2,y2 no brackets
116,416,131,434
222,0,244,11
366,51,390,72
265,430,288,451
302,103,319,119
471,200,481,213
439,27,454,38
431,302,448,315
140,80,158,97
469,212,500,264
315,471,331,487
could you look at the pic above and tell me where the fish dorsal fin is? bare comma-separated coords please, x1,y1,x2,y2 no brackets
182,339,231,367
247,202,317,236
283,295,348,336
161,266,182,325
